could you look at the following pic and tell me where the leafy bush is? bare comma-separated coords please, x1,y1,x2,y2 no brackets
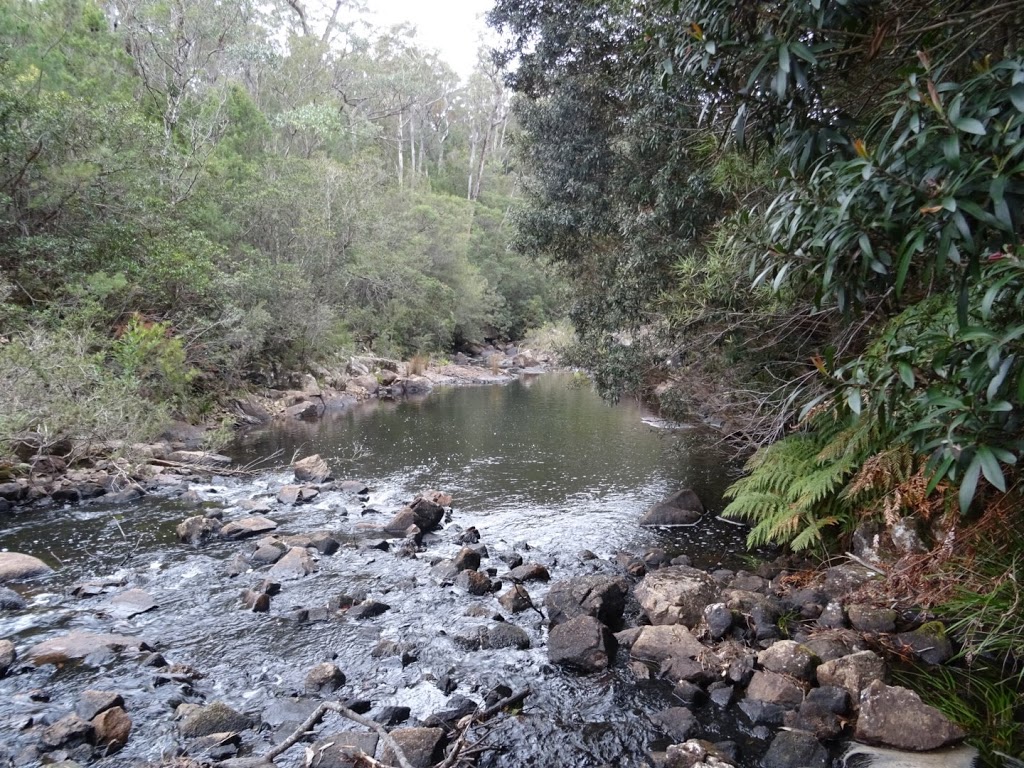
112,315,197,413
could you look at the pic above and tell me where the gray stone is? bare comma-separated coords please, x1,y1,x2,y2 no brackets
703,603,733,640
636,566,720,627
498,585,532,613
816,650,887,704
890,518,928,554
666,740,737,768
801,630,867,662
179,702,254,738
744,670,805,709
821,564,878,599
167,450,231,466
293,454,331,484
384,497,445,534
855,680,966,750
107,589,157,619
380,727,446,768
268,547,317,580
761,729,828,768
453,547,481,572
816,600,847,629
738,698,785,726
347,600,389,619
40,714,93,748
0,638,15,677
455,569,492,595
307,732,379,768
639,489,704,526
220,516,278,540
757,640,819,683
0,586,26,610
508,562,550,582
485,623,530,650
276,485,318,505
0,552,53,582
92,706,131,752
548,615,614,672
894,625,954,665
545,575,629,628
177,515,221,545
848,604,898,633
76,690,124,721
26,632,150,665
651,707,696,741
630,624,706,666
305,663,345,694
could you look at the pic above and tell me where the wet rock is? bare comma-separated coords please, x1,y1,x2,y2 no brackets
457,526,480,544
639,489,704,526
453,547,481,572
761,729,829,768
372,706,411,726
26,632,150,665
277,485,319,505
729,571,767,592
104,486,145,504
544,575,629,629
40,714,93,749
500,552,524,569
0,552,53,582
893,624,954,665
455,569,492,595
167,450,232,467
498,585,533,613
305,663,345,694
726,653,756,686
816,650,887,704
0,639,15,677
665,739,737,768
384,497,445,535
744,670,805,709
268,547,317,580
308,732,379,767
219,757,275,768
177,515,221,545
855,679,966,750
737,699,786,727
179,702,255,738
723,589,781,641
371,640,418,666
347,600,390,619
0,586,26,610
783,686,849,740
76,691,124,721
485,623,531,650
847,604,898,633
708,683,734,708
293,454,332,484
220,516,278,540
241,590,270,612
549,615,615,672
757,641,819,683
187,731,240,760
651,707,696,741
381,726,446,767
703,603,734,640
308,532,341,556
106,589,157,619
92,706,131,752
631,624,706,667
251,541,286,565
636,566,720,627
425,696,477,728
508,562,550,582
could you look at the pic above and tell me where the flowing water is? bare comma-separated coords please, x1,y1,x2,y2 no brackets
0,373,773,767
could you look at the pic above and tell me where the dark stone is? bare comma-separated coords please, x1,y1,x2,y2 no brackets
424,697,477,727
484,623,530,650
380,727,446,768
369,706,410,726
855,680,966,750
40,714,93,749
761,729,829,768
639,489,704,526
708,682,735,708
672,680,705,706
308,532,340,556
744,670,805,709
848,604,898,633
703,603,734,640
307,732,379,768
893,625,955,665
220,517,278,540
455,570,492,595
497,585,532,613
544,575,629,629
738,698,786,726
0,586,25,611
453,548,481,572
305,663,345,694
508,562,550,582
457,527,480,544
548,615,615,672
347,600,390,619
651,707,696,741
179,702,254,738
92,706,131,752
804,685,850,715
76,691,123,721
177,515,221,545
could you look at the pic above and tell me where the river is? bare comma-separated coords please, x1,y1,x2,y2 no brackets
0,372,771,767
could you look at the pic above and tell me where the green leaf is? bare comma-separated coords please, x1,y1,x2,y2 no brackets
976,446,1006,492
846,387,862,415
898,362,915,388
953,117,985,135
958,453,982,514
1009,84,1024,113
778,44,791,74
790,41,817,65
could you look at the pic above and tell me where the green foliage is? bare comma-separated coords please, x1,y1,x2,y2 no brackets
112,316,197,412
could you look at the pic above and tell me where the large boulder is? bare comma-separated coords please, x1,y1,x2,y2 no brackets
630,624,706,666
380,727,446,768
268,547,317,580
26,632,150,665
855,680,966,750
544,575,629,629
548,615,615,672
106,589,158,619
177,515,221,545
639,489,704,526
220,516,278,540
92,706,132,752
308,732,380,768
179,702,255,738
761,729,829,768
636,566,720,627
816,650,887,704
744,670,805,709
757,640,820,683
0,552,53,582
384,497,445,535
293,455,332,484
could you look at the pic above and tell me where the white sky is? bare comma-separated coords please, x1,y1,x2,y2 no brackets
359,0,496,82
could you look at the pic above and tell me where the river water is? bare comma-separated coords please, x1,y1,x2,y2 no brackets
0,373,771,767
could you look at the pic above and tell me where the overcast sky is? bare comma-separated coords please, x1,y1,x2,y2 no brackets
360,0,496,81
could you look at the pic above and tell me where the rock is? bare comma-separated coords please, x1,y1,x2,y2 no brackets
507,562,549,582
380,727,446,768
384,497,445,535
544,575,629,629
305,663,345,694
307,732,379,767
92,706,131,752
744,670,805,709
0,586,26,610
636,566,720,627
26,632,149,665
251,542,286,565
498,585,532,613
703,603,734,640
816,650,887,704
308,532,340,555
631,624,706,666
821,564,878,599
167,450,232,467
241,590,270,612
855,680,966,750
66,693,117,726
347,600,389,619
485,623,531,650
848,604,898,633
177,515,221,545
723,589,781,640
220,517,278,540
890,518,929,554
761,729,829,768
665,740,737,768
893,624,954,665
639,489,704,526
802,629,866,662
708,683,735,708
0,552,53,582
179,702,254,738
757,641,819,683
277,485,319,505
548,615,614,672
106,589,157,619
268,547,317,580
455,570,492,595
0,638,15,677
294,455,332,484
453,547,481,572
651,707,696,741
40,714,93,748
783,686,849,740
738,698,786,727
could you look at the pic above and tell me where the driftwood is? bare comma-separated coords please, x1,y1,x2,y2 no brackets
266,687,531,768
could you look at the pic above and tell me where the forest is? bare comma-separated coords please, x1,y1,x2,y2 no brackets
2,0,1023,749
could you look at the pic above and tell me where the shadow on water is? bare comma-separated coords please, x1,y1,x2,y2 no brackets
0,372,770,767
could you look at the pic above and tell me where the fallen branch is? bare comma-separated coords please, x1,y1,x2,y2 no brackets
437,687,531,768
